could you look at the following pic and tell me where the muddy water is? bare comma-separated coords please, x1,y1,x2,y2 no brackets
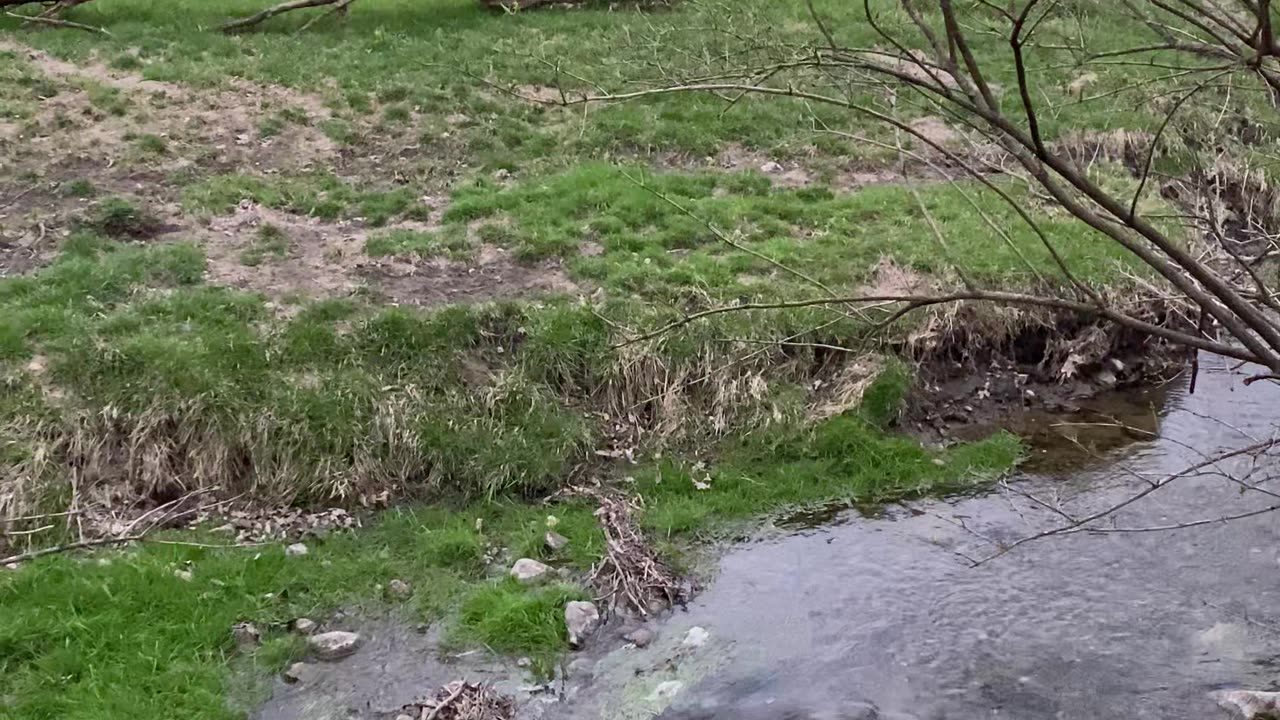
565,356,1280,720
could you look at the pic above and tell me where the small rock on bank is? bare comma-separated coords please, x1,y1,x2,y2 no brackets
565,601,600,648
293,617,318,635
544,531,569,552
285,543,309,557
1216,690,1280,719
387,578,412,599
283,662,320,684
510,558,552,584
309,630,361,660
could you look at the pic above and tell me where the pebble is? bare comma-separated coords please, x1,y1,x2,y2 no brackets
387,578,412,599
510,558,552,584
174,569,194,582
293,617,318,635
285,543,309,557
283,662,320,684
760,161,784,174
231,622,261,648
309,630,362,660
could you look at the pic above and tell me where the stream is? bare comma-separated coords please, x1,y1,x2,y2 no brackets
567,355,1280,720
255,355,1280,720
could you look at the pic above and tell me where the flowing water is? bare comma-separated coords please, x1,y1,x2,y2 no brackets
566,355,1280,720
256,356,1280,720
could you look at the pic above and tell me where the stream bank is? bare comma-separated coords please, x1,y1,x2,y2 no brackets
254,355,1280,720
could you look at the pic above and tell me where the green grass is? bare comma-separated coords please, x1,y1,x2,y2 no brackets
239,224,291,266
0,500,604,720
182,172,422,226
365,227,473,260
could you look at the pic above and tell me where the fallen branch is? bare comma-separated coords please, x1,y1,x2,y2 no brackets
220,0,353,32
585,492,687,616
1,535,142,566
4,10,111,34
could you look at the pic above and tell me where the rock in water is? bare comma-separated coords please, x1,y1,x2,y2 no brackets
510,558,552,584
1216,690,1280,719
544,531,569,552
564,601,600,648
285,543,309,557
681,626,710,648
623,626,655,648
309,631,361,660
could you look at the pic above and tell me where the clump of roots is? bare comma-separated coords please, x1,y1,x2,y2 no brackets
400,682,513,720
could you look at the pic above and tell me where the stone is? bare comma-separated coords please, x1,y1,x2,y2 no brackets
395,715,415,720
623,626,655,648
387,578,412,599
517,656,532,668
564,601,600,648
285,542,309,557
231,622,261,649
309,630,361,660
283,661,320,684
544,531,569,552
510,558,552,584
650,680,684,702
293,617,318,635
566,657,594,680
174,569,194,582
494,168,511,180
759,161,784,174
681,626,709,648
1216,690,1280,719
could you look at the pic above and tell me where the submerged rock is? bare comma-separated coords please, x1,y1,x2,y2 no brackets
564,601,600,647
681,626,710,648
510,558,552,584
1216,690,1280,719
623,626,655,648
309,630,361,660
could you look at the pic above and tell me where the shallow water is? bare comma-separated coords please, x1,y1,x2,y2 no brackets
620,356,1280,720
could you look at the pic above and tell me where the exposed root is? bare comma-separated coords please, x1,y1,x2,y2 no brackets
400,682,513,720
584,492,688,616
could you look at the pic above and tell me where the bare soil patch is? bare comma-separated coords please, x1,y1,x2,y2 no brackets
199,202,579,306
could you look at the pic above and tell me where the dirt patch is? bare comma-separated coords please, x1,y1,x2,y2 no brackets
199,203,579,306
367,243,580,306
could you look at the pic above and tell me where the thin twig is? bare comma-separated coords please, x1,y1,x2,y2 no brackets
4,10,111,34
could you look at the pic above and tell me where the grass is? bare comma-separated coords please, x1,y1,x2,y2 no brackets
365,227,474,260
0,500,605,720
182,172,423,226
239,224,291,266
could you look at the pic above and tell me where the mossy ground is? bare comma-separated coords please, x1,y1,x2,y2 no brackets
1,0,1266,718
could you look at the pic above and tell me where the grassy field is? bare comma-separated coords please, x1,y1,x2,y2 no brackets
0,0,1254,717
